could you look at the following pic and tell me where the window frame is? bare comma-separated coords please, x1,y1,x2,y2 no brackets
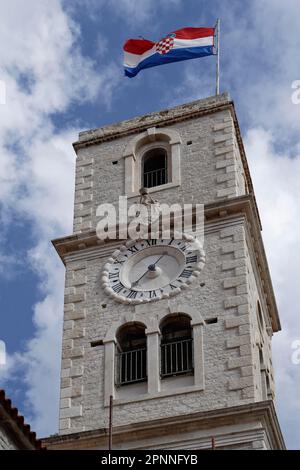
122,126,181,196
103,304,205,407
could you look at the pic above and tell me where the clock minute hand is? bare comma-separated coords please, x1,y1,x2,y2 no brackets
153,253,166,267
131,253,165,288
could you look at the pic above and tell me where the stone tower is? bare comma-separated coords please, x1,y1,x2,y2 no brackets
47,93,285,450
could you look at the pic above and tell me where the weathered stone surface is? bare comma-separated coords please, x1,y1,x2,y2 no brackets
60,406,82,419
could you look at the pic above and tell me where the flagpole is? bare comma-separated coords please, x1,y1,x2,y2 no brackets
215,18,220,95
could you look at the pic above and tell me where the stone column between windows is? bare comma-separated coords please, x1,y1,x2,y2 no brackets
103,338,116,406
191,320,205,389
146,327,161,394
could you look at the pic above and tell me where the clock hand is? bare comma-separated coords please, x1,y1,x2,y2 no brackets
131,253,166,288
152,253,166,268
152,252,168,268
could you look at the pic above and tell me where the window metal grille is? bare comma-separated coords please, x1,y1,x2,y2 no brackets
117,347,147,385
143,148,167,188
161,338,193,377
144,167,167,188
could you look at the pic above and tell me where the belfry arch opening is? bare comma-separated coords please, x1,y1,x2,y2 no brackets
142,147,168,188
116,322,147,386
160,314,193,378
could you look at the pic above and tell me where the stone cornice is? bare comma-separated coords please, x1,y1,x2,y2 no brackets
73,94,231,149
42,400,285,450
52,194,280,333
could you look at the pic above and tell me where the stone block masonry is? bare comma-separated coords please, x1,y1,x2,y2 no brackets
52,93,283,449
58,219,263,433
59,262,87,433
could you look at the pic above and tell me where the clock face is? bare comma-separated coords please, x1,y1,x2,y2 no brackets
101,234,205,304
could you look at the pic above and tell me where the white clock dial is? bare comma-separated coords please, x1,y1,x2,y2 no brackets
101,235,205,304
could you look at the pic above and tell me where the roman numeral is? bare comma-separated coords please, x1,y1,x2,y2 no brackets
112,283,123,293
109,272,119,279
177,241,187,251
127,290,137,299
169,284,177,290
179,269,193,279
127,245,139,254
186,255,197,264
168,239,174,245
146,239,157,246
149,290,157,298
114,259,125,265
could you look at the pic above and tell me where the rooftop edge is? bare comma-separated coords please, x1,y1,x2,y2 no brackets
75,92,231,146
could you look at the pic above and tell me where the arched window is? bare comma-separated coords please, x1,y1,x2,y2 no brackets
142,147,168,188
160,314,193,378
116,323,147,386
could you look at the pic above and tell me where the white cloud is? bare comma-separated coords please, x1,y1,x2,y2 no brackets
0,0,121,438
165,59,216,107
217,0,300,138
22,240,65,435
244,129,300,316
0,254,23,280
107,0,182,26
70,0,182,26
244,128,300,448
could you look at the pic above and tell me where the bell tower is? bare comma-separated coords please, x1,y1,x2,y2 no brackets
47,93,285,450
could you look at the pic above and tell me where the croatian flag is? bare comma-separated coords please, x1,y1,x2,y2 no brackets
123,27,215,78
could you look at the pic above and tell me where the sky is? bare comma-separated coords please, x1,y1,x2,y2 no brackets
0,0,300,449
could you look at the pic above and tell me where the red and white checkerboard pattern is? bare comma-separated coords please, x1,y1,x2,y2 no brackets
155,37,174,55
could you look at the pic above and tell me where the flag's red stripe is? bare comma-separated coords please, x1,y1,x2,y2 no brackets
171,27,215,39
123,39,155,55
123,28,215,55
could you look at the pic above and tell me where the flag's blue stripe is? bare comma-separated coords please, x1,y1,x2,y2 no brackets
124,45,214,78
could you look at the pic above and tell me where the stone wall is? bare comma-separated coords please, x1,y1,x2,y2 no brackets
244,228,275,401
58,217,265,434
